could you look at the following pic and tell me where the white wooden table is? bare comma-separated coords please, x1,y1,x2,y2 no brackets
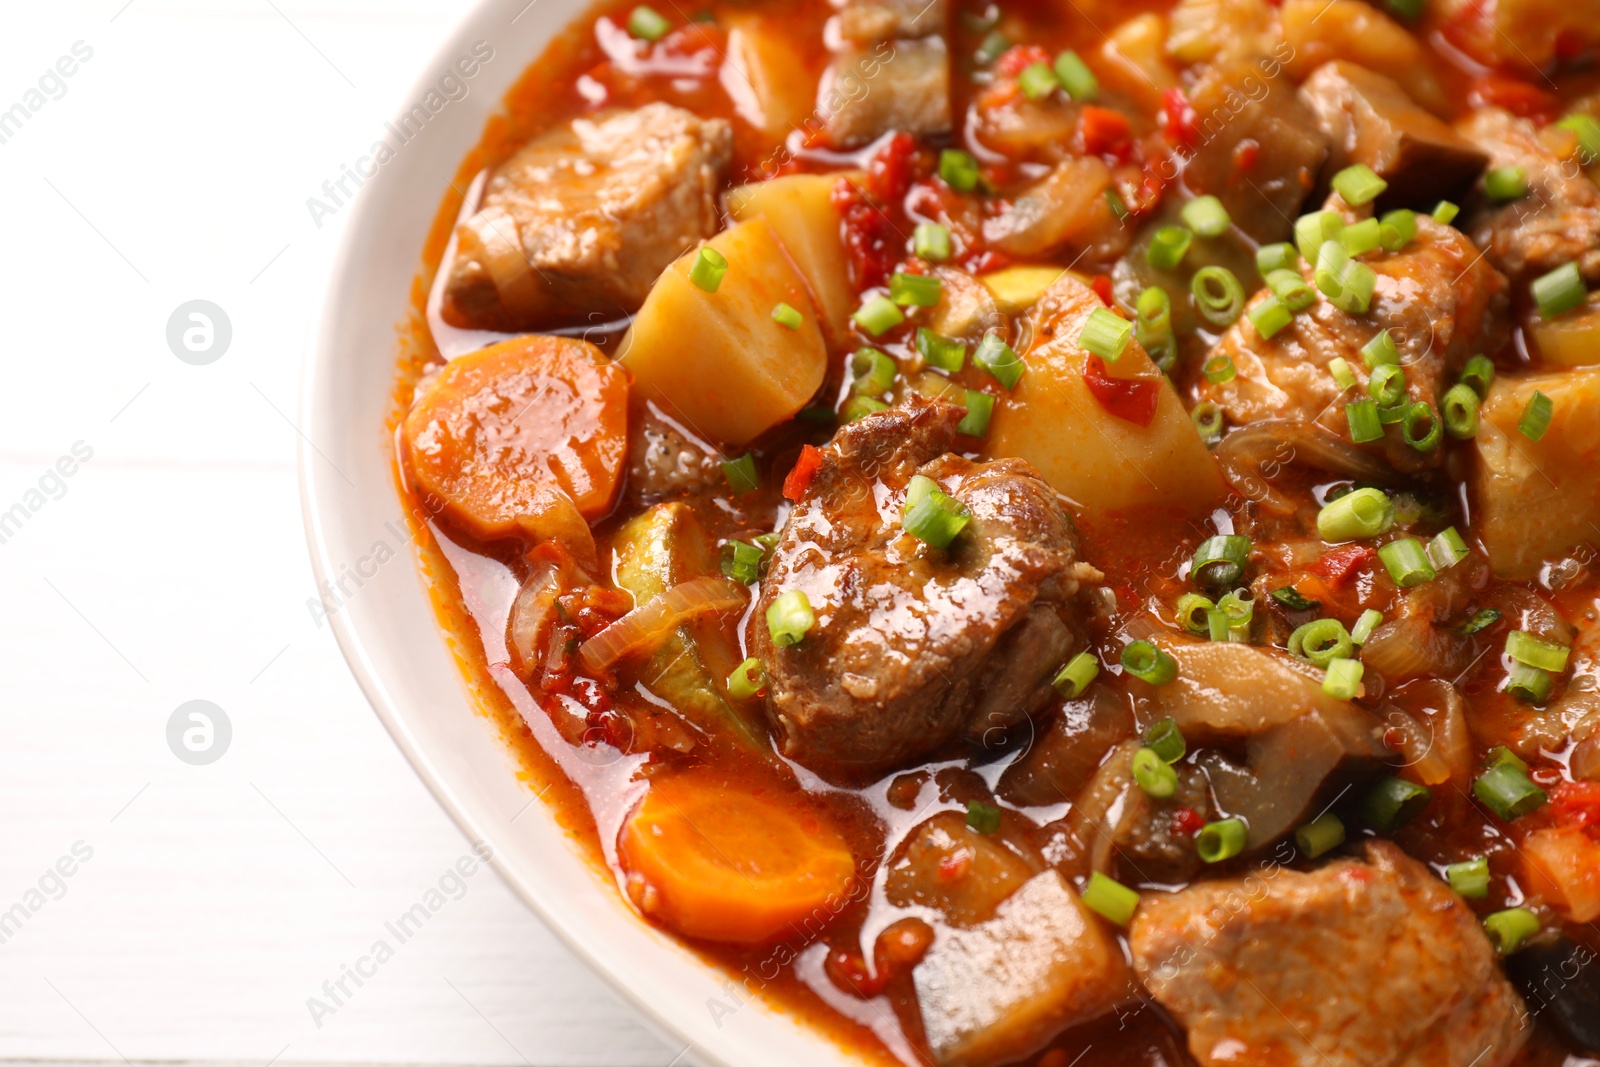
0,3,674,1063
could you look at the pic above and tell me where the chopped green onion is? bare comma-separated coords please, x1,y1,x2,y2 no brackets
1192,266,1245,327
1191,534,1250,589
1122,640,1178,685
1379,400,1408,424
1460,354,1495,399
840,395,888,422
1197,818,1247,863
1175,592,1216,634
1506,630,1570,673
1182,195,1232,238
1368,363,1406,407
1215,588,1254,640
1364,775,1431,831
1380,209,1417,250
1207,607,1231,643
851,347,897,397
1441,383,1480,439
1017,60,1060,101
1446,858,1490,899
1136,286,1176,368
974,333,1023,389
1316,241,1377,314
1342,217,1383,256
766,589,815,646
1505,662,1553,704
890,271,942,308
1403,401,1442,452
914,222,952,263
726,656,765,699
1053,49,1098,101
1257,243,1300,276
1191,401,1224,442
1271,587,1321,612
1332,163,1388,206
1346,398,1383,443
1079,306,1133,362
1132,746,1179,798
1145,717,1186,763
722,453,760,493
957,389,995,436
1052,651,1100,698
854,294,905,336
1295,209,1345,262
916,327,966,371
1314,240,1349,298
1458,608,1502,636
1316,486,1395,542
771,301,803,329
1473,762,1547,821
1559,113,1600,162
1432,200,1460,225
1322,656,1365,699
1203,354,1236,383
1248,294,1293,339
1484,908,1540,956
1352,608,1383,645
1488,746,1528,774
966,799,1002,834
938,149,980,192
1295,812,1347,858
1534,261,1586,320
721,539,765,583
627,4,672,41
974,30,1009,66
1328,357,1357,391
1378,537,1436,587
1081,871,1139,925
902,474,971,549
1289,618,1354,667
1361,329,1400,368
1518,390,1553,441
1484,165,1529,201
1427,526,1469,570
689,246,728,292
1146,225,1193,270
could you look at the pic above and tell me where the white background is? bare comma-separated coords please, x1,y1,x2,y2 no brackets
0,3,675,1063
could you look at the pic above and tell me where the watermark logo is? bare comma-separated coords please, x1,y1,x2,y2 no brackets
166,700,232,766
166,300,232,365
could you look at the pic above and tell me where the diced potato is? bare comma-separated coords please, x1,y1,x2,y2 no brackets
983,275,1226,520
979,266,1073,315
927,268,1002,342
1522,828,1600,922
1473,367,1600,578
914,871,1132,1067
721,16,815,141
726,173,857,343
619,216,827,447
1099,14,1177,113
1282,0,1446,114
1529,294,1600,368
884,812,1043,927
1167,0,1277,65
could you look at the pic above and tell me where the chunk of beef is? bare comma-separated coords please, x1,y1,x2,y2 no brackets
1131,842,1529,1067
754,398,1091,777
819,38,951,147
1298,62,1487,209
1196,212,1508,473
624,404,721,507
1458,108,1600,285
442,104,732,331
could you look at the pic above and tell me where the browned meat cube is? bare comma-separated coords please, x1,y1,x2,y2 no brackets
1196,212,1508,474
836,0,945,42
441,103,732,331
753,398,1094,778
1131,842,1530,1067
1299,61,1487,209
819,38,950,147
1458,107,1600,285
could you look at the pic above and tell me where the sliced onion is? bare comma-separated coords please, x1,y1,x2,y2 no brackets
507,566,564,676
462,205,542,315
1216,419,1401,514
1360,616,1474,682
1381,681,1471,787
578,577,747,673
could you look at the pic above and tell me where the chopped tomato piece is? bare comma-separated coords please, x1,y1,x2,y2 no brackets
825,948,887,999
1081,106,1132,160
834,179,897,290
1172,807,1206,836
1468,75,1559,122
1232,139,1260,179
1090,274,1114,307
1307,544,1376,586
1161,87,1198,151
1082,354,1159,427
965,249,1012,274
868,131,916,202
783,444,826,501
1547,780,1600,835
995,44,1051,78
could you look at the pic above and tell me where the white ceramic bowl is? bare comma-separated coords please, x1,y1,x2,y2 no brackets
298,3,869,1064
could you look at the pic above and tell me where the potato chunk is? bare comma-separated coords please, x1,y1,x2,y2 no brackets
726,173,856,342
1473,367,1600,578
984,274,1226,520
400,335,627,548
618,216,828,447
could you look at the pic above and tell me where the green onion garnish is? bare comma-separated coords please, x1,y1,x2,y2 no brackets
1146,225,1193,270
1192,266,1245,327
689,246,728,292
1441,383,1480,439
627,4,672,41
721,539,765,583
1363,775,1431,831
1197,818,1247,863
1175,593,1216,634
1191,534,1250,589
1316,486,1394,542
938,149,980,192
840,396,887,422
1487,746,1528,773
1016,60,1059,101
1432,200,1460,225
914,222,951,262
1052,651,1100,698
1402,401,1442,452
1203,354,1236,383
1342,217,1382,256
1053,49,1098,101
1558,113,1600,162
1533,261,1586,320
1081,871,1139,925
974,333,1023,389
1248,294,1293,339
1271,587,1320,612
1132,746,1178,798
1207,607,1231,643
1484,908,1540,956
1122,640,1177,685
974,30,1009,66
1351,609,1382,645
1460,354,1495,399
1346,398,1383,443
1294,812,1347,858
1136,286,1176,367
726,656,765,699
1473,762,1547,821
1445,857,1490,899
1484,165,1529,201
1295,209,1345,261
916,327,966,371
722,453,760,493
851,347,897,396
854,294,904,336
1079,306,1133,362
1331,163,1388,206
1518,390,1553,441
1257,242,1299,276
1378,537,1436,587
771,301,803,329
1506,630,1570,673
1269,267,1318,311
1426,526,1469,570
1505,662,1553,704
1289,618,1353,667
1182,195,1232,238
1328,356,1357,391
1145,717,1186,763
957,389,995,436
1361,328,1400,368
1191,401,1224,442
1457,608,1501,635
890,271,942,308
1322,656,1364,699
766,589,815,646
1368,363,1405,407
1379,209,1417,250
902,474,971,549
966,799,1002,834
1216,588,1254,640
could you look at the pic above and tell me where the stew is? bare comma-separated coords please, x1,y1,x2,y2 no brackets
391,0,1600,1063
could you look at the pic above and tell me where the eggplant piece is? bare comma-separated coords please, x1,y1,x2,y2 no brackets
885,810,1044,927
1298,61,1487,210
998,689,1134,809
1506,936,1600,1054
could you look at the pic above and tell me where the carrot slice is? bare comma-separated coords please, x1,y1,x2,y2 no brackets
400,335,627,551
618,774,857,944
